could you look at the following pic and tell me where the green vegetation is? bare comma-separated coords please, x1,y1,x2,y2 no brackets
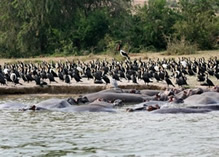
0,0,218,58
166,37,198,55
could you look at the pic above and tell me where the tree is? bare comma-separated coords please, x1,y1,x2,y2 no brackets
173,0,219,49
134,0,179,50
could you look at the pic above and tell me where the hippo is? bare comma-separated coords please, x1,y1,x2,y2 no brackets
19,98,118,113
174,90,190,100
152,108,212,114
184,92,219,105
68,99,116,112
126,100,169,112
132,101,167,109
140,90,162,96
19,105,48,111
126,104,160,112
188,105,219,110
146,104,219,114
24,100,116,113
76,96,89,104
85,92,146,103
153,89,176,101
186,88,204,96
36,98,76,109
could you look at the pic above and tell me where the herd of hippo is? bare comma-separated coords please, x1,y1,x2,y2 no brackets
1,86,219,114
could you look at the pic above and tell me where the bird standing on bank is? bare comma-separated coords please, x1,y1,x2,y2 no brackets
117,43,130,60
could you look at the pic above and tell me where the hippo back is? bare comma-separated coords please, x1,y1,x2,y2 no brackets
86,92,145,103
184,92,219,105
36,98,72,109
152,108,211,114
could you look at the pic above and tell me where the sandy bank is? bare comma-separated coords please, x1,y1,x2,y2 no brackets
0,83,165,95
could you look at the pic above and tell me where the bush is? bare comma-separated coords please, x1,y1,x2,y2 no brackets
165,37,197,55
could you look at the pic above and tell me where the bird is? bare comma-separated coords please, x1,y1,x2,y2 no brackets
132,74,138,84
142,73,152,85
73,73,82,82
47,72,58,83
58,70,64,81
102,75,110,84
197,73,205,82
0,73,7,85
117,43,130,60
93,70,103,84
165,77,175,87
215,73,219,80
111,78,119,89
34,75,48,87
10,71,22,85
112,72,121,81
206,73,214,87
176,76,188,87
64,74,71,84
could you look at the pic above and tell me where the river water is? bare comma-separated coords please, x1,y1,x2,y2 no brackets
0,95,219,157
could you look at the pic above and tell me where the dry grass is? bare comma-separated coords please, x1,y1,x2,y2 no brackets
0,50,218,65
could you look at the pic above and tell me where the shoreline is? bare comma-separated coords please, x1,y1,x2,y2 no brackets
0,83,165,95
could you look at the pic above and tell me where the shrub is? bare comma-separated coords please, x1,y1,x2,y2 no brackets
165,37,197,55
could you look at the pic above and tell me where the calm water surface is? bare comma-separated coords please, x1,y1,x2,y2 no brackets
0,95,219,157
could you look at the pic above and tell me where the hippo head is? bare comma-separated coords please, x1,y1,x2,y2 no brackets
77,96,89,104
126,108,134,112
129,89,140,94
168,95,174,102
146,104,160,111
213,86,219,92
194,88,204,94
67,97,78,105
29,105,37,111
19,105,36,111
168,96,184,104
113,99,124,107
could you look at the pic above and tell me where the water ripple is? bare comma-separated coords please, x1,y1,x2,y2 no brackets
0,97,219,156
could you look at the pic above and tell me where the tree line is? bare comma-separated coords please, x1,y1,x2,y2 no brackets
0,0,218,58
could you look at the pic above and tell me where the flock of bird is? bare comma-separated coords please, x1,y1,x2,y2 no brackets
0,50,218,89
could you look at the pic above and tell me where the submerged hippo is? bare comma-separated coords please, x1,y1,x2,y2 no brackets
20,98,120,113
138,104,219,114
152,108,212,114
126,104,160,112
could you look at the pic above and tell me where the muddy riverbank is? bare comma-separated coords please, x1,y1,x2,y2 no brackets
0,83,164,95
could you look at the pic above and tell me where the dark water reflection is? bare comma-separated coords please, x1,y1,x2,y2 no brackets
0,95,219,156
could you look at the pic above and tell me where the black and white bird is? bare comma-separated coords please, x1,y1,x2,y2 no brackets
117,44,130,60
10,71,22,85
102,75,110,84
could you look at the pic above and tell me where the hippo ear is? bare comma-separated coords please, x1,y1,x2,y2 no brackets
67,97,77,105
